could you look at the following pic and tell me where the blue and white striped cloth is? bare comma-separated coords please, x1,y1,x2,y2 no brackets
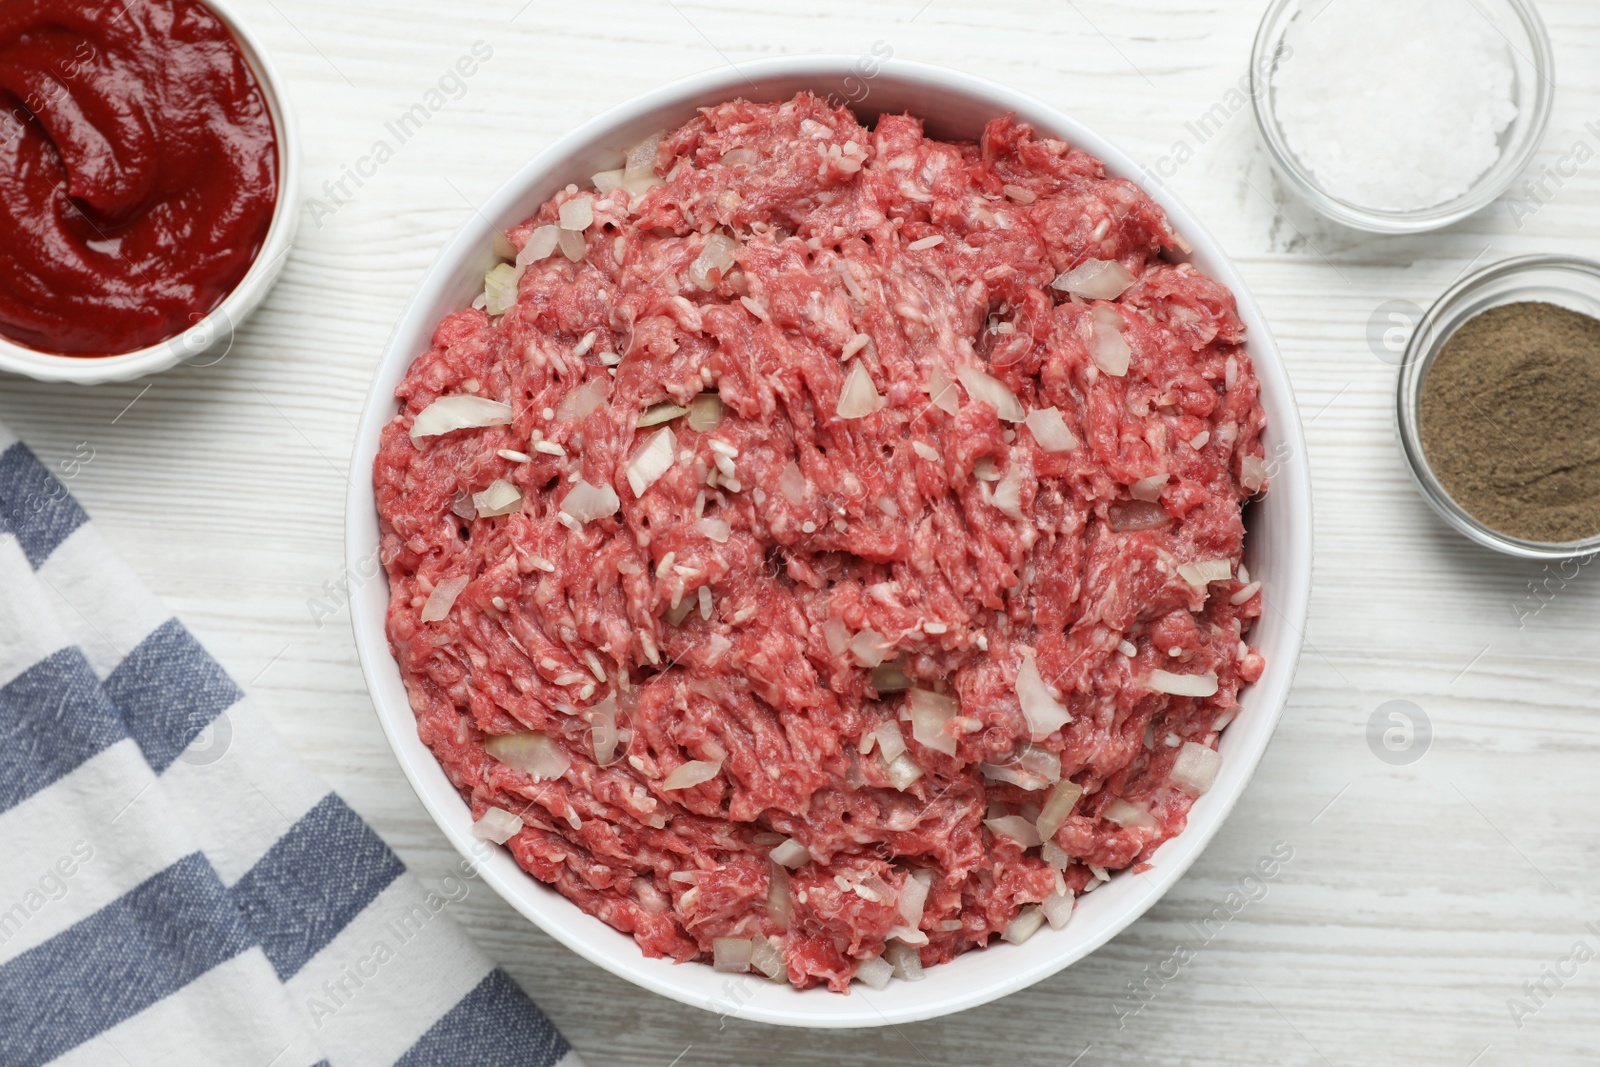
0,425,582,1067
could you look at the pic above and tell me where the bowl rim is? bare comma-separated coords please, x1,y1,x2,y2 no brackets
345,53,1314,1028
1248,0,1555,235
1396,252,1600,560
0,0,301,385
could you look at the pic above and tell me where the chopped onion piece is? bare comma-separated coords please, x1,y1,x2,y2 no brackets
622,172,665,199
1130,474,1169,502
822,617,850,657
836,360,883,419
559,480,620,524
907,689,958,756
636,401,688,427
591,168,625,193
557,227,586,261
1170,741,1221,795
770,838,811,869
979,762,1046,790
1104,798,1159,831
624,131,664,182
779,460,807,505
897,873,929,926
992,465,1025,519
885,941,925,981
1018,745,1063,782
1240,455,1267,493
689,233,737,291
626,427,676,497
854,955,893,990
980,743,1060,790
556,378,608,420
420,575,469,623
1042,890,1075,930
926,364,959,414
848,628,888,668
471,806,523,844
1088,305,1131,376
886,926,928,948
661,758,722,790
869,662,913,692
518,224,560,265
472,478,522,517
713,937,753,973
1024,407,1078,452
1177,559,1232,588
1035,779,1084,842
1052,258,1136,300
688,393,724,431
885,752,924,790
1148,669,1219,698
589,697,620,766
483,262,520,316
558,196,593,231
750,934,786,981
1042,840,1071,870
1110,499,1169,532
485,732,570,781
957,367,1024,422
973,457,1000,482
697,516,730,543
410,395,514,444
984,814,1043,848
767,865,793,929
873,721,908,765
1002,905,1046,945
1015,650,1071,740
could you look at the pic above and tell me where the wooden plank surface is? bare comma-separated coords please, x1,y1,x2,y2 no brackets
4,0,1599,1063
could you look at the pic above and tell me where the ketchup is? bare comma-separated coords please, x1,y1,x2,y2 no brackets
0,0,278,356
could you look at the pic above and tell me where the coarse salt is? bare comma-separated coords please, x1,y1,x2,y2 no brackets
1270,0,1517,212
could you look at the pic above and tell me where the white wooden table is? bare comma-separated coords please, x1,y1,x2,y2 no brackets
5,1,1599,1062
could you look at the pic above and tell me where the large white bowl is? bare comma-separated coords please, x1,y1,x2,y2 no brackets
347,55,1313,1029
0,0,300,385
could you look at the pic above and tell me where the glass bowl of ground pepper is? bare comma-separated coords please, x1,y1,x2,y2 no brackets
1398,255,1600,560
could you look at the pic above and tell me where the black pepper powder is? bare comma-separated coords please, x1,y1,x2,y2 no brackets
1418,301,1600,544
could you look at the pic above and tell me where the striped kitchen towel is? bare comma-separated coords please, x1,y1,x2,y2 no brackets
0,426,582,1067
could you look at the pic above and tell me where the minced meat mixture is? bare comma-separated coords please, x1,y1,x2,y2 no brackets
375,92,1268,992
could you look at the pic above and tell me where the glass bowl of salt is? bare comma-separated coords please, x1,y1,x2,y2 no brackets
1250,0,1553,234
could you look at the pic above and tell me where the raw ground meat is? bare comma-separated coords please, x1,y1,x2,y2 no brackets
374,92,1268,993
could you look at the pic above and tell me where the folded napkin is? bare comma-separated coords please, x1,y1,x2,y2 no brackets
0,426,582,1067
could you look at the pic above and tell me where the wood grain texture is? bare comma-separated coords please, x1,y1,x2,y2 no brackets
4,1,1599,1063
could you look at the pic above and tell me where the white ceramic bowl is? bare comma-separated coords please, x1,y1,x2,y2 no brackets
0,0,300,385
347,55,1313,1029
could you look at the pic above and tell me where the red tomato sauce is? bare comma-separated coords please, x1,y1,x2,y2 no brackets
0,0,278,356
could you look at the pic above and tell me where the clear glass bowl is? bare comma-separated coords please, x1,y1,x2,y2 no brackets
1250,0,1554,234
1397,255,1600,560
